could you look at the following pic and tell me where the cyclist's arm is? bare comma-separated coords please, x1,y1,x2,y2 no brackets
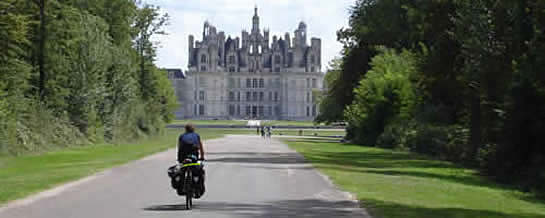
176,136,182,163
198,138,205,160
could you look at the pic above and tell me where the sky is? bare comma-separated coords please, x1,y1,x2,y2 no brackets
143,0,355,72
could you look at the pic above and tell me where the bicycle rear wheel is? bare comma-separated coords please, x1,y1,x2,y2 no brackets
185,171,193,210
185,192,192,210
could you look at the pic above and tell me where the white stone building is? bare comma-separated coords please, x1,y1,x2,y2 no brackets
171,7,324,120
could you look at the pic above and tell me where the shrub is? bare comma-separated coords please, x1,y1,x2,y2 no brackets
345,48,418,146
404,123,469,162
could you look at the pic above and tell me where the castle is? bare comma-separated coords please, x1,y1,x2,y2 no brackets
171,7,324,120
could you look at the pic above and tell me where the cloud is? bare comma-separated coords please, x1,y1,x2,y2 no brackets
145,0,355,71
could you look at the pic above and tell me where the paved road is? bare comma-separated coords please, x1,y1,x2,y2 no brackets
0,135,370,218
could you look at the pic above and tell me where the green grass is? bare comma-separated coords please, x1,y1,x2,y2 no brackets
283,137,545,218
170,119,248,126
261,120,321,126
274,129,345,137
0,128,237,205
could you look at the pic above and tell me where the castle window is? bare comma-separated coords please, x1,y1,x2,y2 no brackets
228,105,235,115
229,92,235,101
199,91,205,101
312,78,317,88
259,79,264,88
201,55,207,63
237,92,240,101
246,106,251,115
246,92,251,101
252,92,258,101
306,106,310,117
199,105,205,115
252,78,258,88
229,55,236,64
274,92,278,102
289,53,294,66
200,66,207,72
228,78,235,88
275,55,281,64
259,92,264,101
246,78,251,88
312,105,317,116
258,106,264,116
229,67,236,72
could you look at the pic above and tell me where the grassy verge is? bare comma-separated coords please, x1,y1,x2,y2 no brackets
283,137,545,218
0,128,234,205
274,129,345,137
262,120,321,126
170,119,247,126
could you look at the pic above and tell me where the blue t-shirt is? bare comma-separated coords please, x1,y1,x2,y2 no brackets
178,132,201,158
180,132,200,146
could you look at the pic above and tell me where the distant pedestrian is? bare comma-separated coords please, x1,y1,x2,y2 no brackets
260,127,265,138
266,126,272,138
256,126,260,135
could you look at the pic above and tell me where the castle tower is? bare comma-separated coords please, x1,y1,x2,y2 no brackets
252,6,260,34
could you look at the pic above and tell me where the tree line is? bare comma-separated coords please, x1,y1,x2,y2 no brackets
0,0,177,155
318,0,545,194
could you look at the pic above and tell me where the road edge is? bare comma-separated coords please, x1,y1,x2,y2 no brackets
275,137,373,218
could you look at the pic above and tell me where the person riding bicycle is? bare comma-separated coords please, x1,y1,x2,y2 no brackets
177,124,206,197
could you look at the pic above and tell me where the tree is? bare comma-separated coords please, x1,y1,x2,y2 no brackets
345,48,418,145
133,4,168,100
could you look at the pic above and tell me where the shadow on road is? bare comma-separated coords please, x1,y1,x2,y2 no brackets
207,152,306,165
143,204,187,211
143,199,364,217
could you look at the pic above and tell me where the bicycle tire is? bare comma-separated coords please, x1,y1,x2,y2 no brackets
185,170,193,210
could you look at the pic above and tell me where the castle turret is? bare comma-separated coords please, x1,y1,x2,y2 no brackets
241,30,249,48
219,31,226,66
284,32,291,48
264,29,270,50
252,6,260,34
294,21,307,48
188,35,194,66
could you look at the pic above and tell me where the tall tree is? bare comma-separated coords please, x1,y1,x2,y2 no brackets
133,4,168,100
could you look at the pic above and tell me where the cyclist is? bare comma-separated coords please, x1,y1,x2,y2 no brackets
177,124,206,196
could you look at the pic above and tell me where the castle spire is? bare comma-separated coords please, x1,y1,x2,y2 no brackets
252,5,260,33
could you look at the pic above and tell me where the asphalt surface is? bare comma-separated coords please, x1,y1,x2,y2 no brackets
0,135,370,218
